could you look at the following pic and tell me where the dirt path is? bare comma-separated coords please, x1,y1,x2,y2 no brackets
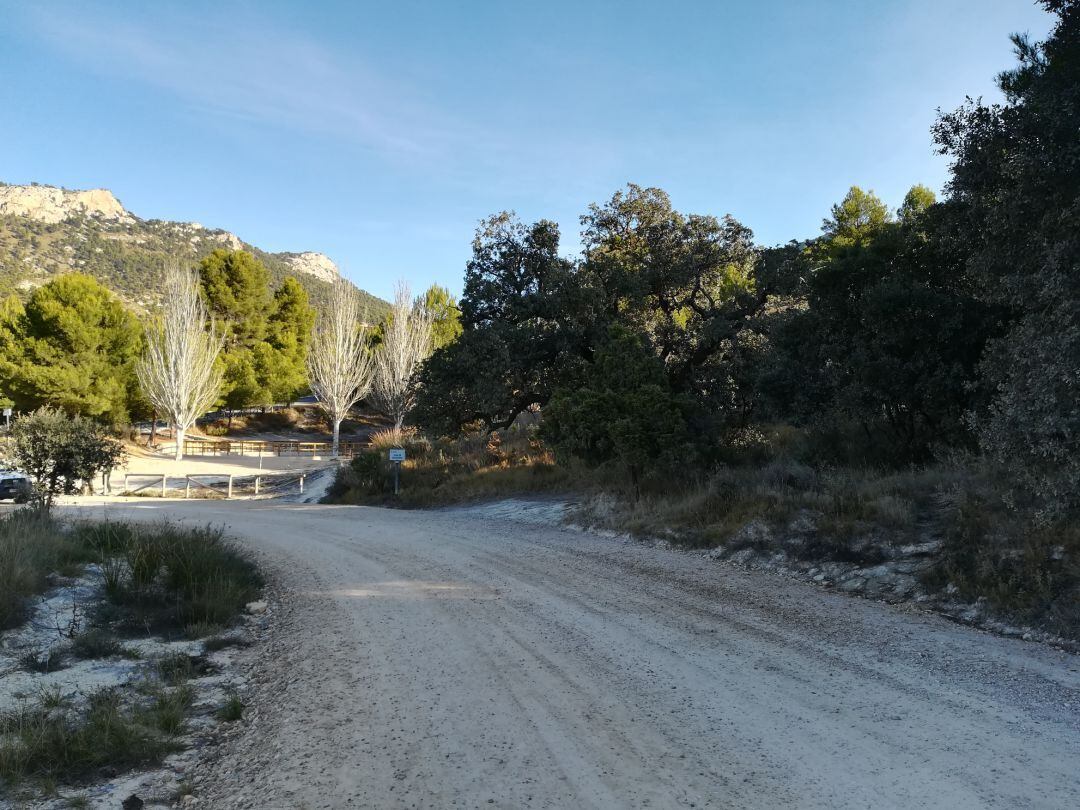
68,499,1080,809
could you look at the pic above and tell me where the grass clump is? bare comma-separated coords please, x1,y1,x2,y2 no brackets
216,692,245,722
69,629,126,660
0,649,220,791
0,510,94,631
927,476,1080,637
0,687,177,787
72,520,263,638
141,684,194,736
19,649,66,674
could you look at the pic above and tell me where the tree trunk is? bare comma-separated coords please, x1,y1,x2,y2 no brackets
174,425,185,461
332,419,341,457
150,412,158,448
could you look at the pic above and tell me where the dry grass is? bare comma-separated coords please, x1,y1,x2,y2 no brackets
0,511,93,631
927,473,1080,636
0,658,202,790
0,520,260,795
575,460,946,554
327,422,578,507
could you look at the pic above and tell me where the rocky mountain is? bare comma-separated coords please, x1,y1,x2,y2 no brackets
0,185,129,224
0,182,387,316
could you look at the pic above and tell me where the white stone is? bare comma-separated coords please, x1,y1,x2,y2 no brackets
0,183,129,223
283,251,341,283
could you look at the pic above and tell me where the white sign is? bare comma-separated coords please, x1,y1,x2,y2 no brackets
388,448,406,462
2,408,10,417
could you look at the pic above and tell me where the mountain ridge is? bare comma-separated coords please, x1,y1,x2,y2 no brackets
0,181,387,317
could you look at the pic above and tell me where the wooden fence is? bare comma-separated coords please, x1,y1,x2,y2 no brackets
182,439,365,458
121,469,319,499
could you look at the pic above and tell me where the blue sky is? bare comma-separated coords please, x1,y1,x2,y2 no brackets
0,1,1053,300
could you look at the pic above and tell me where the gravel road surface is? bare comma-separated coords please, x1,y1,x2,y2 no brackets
72,499,1080,809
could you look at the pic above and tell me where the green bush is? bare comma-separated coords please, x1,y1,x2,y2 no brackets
541,325,694,491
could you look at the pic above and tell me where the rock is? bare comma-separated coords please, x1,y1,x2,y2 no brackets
121,795,144,810
786,511,817,536
246,601,268,615
728,548,757,566
217,231,244,251
899,541,941,557
839,577,866,593
0,184,129,223
282,251,341,283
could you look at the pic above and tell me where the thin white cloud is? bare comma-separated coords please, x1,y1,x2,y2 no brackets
22,4,477,159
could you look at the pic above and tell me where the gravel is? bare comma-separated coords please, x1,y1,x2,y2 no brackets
68,498,1080,809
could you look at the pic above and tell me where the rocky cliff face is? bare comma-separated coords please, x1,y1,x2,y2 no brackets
282,252,340,283
0,184,130,224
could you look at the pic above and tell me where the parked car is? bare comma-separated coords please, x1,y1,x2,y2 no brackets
0,470,31,502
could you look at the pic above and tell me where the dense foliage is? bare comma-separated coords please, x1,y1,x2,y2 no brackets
934,0,1080,518
0,274,145,423
198,249,316,409
416,0,1079,514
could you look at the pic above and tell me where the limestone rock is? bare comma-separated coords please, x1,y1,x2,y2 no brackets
282,252,340,283
0,183,129,223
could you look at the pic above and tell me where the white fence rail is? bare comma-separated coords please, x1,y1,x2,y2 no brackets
120,469,323,499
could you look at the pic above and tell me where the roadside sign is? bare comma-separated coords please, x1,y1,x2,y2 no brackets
389,448,406,462
2,409,10,417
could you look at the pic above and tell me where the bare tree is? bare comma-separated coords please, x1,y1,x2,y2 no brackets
137,261,223,461
308,278,375,456
372,281,434,432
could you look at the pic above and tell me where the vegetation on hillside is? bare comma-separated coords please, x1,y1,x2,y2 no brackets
0,208,388,318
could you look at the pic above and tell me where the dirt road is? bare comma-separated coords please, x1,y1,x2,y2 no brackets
72,499,1080,809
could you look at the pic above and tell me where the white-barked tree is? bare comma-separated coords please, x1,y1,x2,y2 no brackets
371,281,434,432
137,261,223,461
307,278,375,456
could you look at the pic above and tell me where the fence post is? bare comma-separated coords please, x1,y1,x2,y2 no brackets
186,478,191,499
227,475,233,499
161,475,167,498
254,475,260,495
299,474,304,494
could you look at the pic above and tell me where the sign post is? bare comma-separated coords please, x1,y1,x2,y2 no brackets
388,448,406,495
2,408,10,430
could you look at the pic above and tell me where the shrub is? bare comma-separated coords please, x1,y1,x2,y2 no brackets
541,325,694,492
69,629,124,660
326,418,565,507
9,408,125,509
